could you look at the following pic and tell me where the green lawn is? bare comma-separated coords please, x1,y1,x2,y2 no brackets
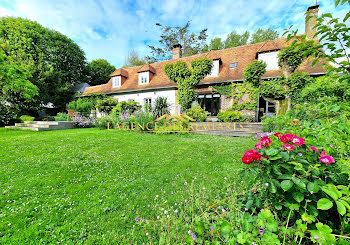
0,128,254,244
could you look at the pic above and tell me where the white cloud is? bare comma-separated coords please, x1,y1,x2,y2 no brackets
0,0,348,68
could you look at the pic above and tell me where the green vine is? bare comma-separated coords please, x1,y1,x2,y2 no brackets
243,60,267,87
164,58,213,110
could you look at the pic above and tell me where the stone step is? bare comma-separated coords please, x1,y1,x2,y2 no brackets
15,123,50,128
6,121,76,131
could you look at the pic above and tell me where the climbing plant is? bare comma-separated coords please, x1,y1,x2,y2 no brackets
243,60,266,87
259,78,287,100
164,58,213,110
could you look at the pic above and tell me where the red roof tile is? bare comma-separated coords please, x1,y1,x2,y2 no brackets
84,38,327,95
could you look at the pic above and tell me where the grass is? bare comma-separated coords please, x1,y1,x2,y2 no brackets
0,128,255,244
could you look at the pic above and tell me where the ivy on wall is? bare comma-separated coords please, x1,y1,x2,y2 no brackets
164,58,213,110
243,60,267,87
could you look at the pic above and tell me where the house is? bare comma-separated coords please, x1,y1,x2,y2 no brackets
84,5,325,119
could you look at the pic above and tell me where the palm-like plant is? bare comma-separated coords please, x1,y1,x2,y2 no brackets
152,96,170,119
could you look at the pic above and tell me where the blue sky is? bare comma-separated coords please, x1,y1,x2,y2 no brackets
0,0,348,67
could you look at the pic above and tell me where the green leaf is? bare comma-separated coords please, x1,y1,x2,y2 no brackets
266,148,279,156
335,0,340,7
317,198,333,210
280,152,290,160
269,181,277,193
292,177,306,190
344,12,350,22
336,201,346,215
281,180,293,191
322,188,340,201
293,192,304,203
307,182,320,194
338,199,350,211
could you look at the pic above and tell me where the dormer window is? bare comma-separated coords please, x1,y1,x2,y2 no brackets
258,51,280,71
138,71,149,85
112,76,121,88
207,59,220,77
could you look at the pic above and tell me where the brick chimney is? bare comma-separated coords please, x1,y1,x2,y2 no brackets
305,5,319,40
172,44,182,59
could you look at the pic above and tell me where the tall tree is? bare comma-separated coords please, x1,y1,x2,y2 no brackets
123,50,146,67
0,17,88,112
147,21,208,61
250,28,279,44
224,31,250,48
0,50,38,115
209,37,224,50
87,59,116,86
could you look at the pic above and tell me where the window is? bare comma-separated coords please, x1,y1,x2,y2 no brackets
207,59,220,77
144,98,152,105
258,51,280,71
229,62,237,68
112,76,121,88
138,71,149,85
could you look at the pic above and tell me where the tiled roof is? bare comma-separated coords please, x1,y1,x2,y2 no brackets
84,38,327,95
110,68,128,77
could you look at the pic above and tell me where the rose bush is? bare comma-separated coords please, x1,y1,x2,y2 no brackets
241,132,350,244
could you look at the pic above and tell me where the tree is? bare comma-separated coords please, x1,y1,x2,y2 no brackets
224,31,250,48
0,17,88,112
123,50,146,67
87,59,116,86
164,58,213,110
0,50,38,115
147,21,208,61
250,28,279,44
209,37,224,50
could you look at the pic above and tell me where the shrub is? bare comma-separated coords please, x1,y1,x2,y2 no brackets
95,97,119,114
20,115,35,122
67,98,94,113
111,100,141,116
259,78,286,99
186,104,206,122
72,115,93,128
94,115,119,129
0,103,14,126
217,109,242,122
54,113,68,121
129,110,154,131
152,97,170,119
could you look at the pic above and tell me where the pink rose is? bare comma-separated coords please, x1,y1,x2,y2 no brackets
282,144,296,151
319,155,335,166
255,141,264,150
260,137,272,147
291,135,306,146
309,146,319,153
280,134,293,143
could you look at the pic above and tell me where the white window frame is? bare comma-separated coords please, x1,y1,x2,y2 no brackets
207,59,220,77
138,71,149,85
112,76,121,88
258,51,280,71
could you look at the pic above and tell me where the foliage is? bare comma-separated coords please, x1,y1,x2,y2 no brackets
224,31,250,49
231,82,259,110
284,1,350,83
94,115,119,129
0,50,38,115
0,102,14,126
298,74,349,104
72,115,93,128
164,58,213,110
123,49,146,67
285,72,314,102
19,115,35,122
243,61,267,87
67,98,94,113
207,37,224,50
217,109,242,122
152,97,170,119
186,104,207,122
86,59,116,86
259,78,287,100
250,28,279,44
146,21,208,61
277,42,314,74
110,100,141,116
54,113,68,121
95,97,119,114
128,110,155,131
0,17,87,112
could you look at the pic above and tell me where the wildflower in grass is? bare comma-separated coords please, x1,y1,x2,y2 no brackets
210,226,214,230
184,182,187,185
192,233,196,240
314,235,319,240
174,209,178,213
319,155,335,165
259,229,264,235
135,217,139,222
282,144,295,151
188,230,192,235
330,144,333,147
252,242,256,245
298,153,303,156
146,233,149,236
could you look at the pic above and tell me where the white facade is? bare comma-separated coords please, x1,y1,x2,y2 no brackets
207,59,220,77
112,89,177,115
258,51,280,71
